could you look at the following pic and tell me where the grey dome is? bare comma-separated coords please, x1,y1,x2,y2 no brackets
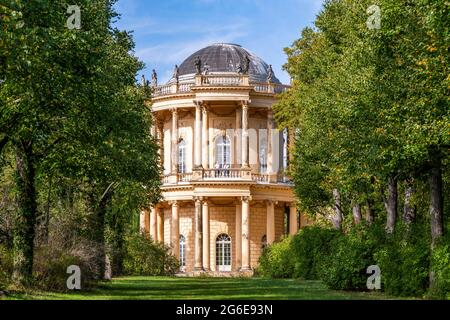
176,43,281,84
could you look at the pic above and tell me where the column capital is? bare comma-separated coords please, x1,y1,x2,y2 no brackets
171,107,178,115
266,199,278,206
241,196,252,203
168,200,178,207
289,202,297,208
240,100,250,109
201,198,209,206
193,196,203,203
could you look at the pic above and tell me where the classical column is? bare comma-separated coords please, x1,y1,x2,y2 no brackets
202,199,210,271
241,101,249,168
139,209,147,233
201,105,209,169
235,202,242,271
150,206,157,240
171,108,178,174
194,102,202,168
289,203,299,235
241,196,251,271
194,197,203,270
170,201,179,259
267,109,274,174
157,207,164,242
156,121,164,167
266,200,275,244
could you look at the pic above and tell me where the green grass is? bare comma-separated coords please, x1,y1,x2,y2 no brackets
4,276,400,300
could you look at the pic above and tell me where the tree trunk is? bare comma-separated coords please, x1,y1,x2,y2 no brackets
352,203,362,225
384,176,398,234
429,162,443,247
331,189,343,230
403,178,416,224
365,198,375,224
12,140,37,285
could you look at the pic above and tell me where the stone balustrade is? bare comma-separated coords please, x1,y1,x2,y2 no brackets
151,75,290,97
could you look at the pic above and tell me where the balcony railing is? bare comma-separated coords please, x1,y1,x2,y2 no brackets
152,75,290,97
162,169,292,185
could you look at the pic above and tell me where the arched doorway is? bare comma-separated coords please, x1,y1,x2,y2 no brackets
216,234,231,272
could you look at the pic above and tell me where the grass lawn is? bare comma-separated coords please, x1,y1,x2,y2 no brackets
5,276,398,300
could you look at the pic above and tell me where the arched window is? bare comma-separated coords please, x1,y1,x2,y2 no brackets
178,139,186,174
261,235,268,253
216,234,231,272
179,235,186,271
215,135,231,168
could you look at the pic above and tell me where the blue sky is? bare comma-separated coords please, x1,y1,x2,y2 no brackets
113,0,324,84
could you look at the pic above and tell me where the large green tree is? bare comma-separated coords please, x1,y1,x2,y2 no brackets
0,0,161,284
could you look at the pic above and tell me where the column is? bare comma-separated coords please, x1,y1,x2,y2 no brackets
235,202,242,271
171,108,178,174
267,109,274,174
157,207,164,242
241,196,251,271
202,199,210,271
150,206,157,240
241,101,249,168
139,209,146,233
289,203,299,235
194,197,203,270
201,105,209,169
266,200,275,244
171,201,179,259
194,102,202,168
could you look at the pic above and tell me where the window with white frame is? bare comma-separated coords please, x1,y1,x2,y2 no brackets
215,135,231,168
179,235,186,270
178,139,186,173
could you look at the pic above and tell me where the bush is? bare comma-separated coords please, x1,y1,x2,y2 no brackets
257,236,295,278
291,226,340,279
429,236,450,299
374,223,430,297
123,233,179,276
319,224,382,290
0,245,13,290
33,239,101,291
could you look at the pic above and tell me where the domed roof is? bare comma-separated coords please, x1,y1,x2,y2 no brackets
176,43,281,84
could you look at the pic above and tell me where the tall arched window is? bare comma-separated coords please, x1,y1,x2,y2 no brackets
215,135,231,168
259,130,267,173
179,235,186,271
178,139,186,174
216,234,231,272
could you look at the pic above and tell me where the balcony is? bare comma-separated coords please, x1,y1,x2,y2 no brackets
162,168,293,186
152,74,290,98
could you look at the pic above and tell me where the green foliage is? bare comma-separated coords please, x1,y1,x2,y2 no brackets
292,226,340,279
319,225,383,291
123,233,179,276
374,223,431,297
0,245,13,289
257,236,296,278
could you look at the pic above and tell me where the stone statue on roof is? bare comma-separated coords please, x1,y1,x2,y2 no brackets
173,65,179,83
242,55,250,74
267,64,274,83
151,69,158,87
194,56,202,75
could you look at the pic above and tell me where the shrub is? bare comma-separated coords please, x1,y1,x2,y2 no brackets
374,223,430,297
291,226,340,279
33,239,100,291
257,236,295,278
319,224,383,291
123,233,179,276
429,236,450,299
0,245,13,290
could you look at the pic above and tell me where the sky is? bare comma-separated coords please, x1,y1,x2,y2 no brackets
113,0,324,85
